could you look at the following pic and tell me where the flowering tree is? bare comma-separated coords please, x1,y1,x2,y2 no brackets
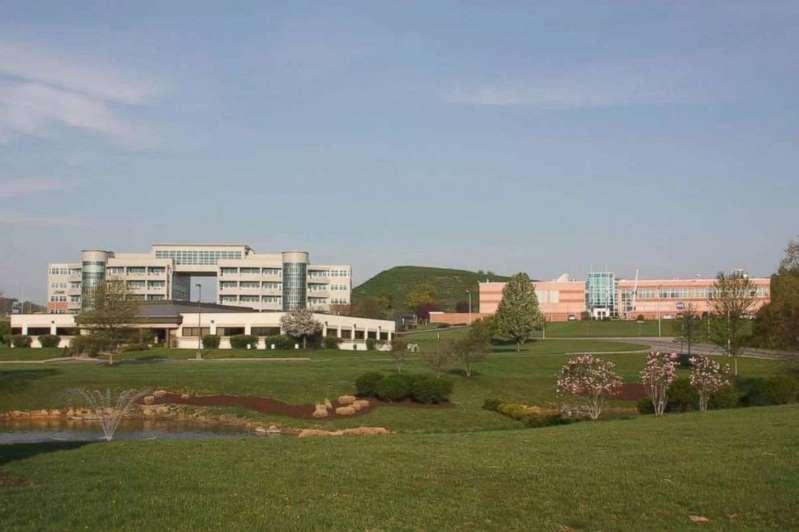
689,355,732,412
640,352,678,416
556,354,622,420
280,309,322,349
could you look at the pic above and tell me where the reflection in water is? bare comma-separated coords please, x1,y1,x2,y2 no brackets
0,418,255,444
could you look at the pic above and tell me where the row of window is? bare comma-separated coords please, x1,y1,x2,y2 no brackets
154,250,243,265
219,281,283,289
107,266,166,275
219,295,285,304
50,282,68,289
220,267,282,276
620,287,770,299
126,281,165,290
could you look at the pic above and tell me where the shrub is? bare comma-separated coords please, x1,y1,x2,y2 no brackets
38,334,60,348
494,402,567,427
636,314,645,322
482,398,502,412
709,384,740,409
121,343,150,353
676,353,692,369
10,334,32,348
355,372,385,397
736,377,771,407
375,374,412,402
365,338,376,351
668,378,699,412
202,334,220,349
636,396,654,414
67,335,103,357
435,323,451,329
765,375,799,404
230,334,258,350
265,335,295,350
323,336,340,349
408,374,453,404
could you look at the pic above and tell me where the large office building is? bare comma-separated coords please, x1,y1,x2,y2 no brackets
46,244,351,314
431,271,771,324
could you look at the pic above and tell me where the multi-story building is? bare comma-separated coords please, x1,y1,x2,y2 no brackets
430,271,772,324
47,244,351,314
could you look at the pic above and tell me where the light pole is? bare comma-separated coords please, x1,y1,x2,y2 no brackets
196,283,202,352
465,289,472,324
657,284,662,337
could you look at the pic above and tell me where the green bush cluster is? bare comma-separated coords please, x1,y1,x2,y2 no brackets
67,335,103,357
10,334,32,348
230,334,258,349
37,334,60,348
637,375,799,414
354,372,454,404
323,337,340,349
365,338,376,351
483,399,568,428
202,335,220,349
265,335,295,350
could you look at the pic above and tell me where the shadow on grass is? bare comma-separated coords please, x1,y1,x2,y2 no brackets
0,369,61,394
0,441,92,466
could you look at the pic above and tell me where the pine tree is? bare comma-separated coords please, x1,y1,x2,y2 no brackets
495,273,543,352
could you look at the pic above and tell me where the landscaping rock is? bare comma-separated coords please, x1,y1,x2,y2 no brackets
254,426,267,435
298,429,342,438
267,425,281,435
312,404,330,418
153,390,168,398
323,399,333,410
335,406,356,416
143,395,155,405
180,393,190,400
352,399,370,411
337,395,357,405
341,427,389,436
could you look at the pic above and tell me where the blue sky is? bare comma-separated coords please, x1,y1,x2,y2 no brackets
1,1,798,302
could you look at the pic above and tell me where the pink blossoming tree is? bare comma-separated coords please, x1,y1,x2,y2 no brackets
556,354,622,420
689,355,732,412
640,352,678,416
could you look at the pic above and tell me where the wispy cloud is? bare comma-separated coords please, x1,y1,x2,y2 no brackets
0,41,163,142
0,215,83,227
0,177,69,198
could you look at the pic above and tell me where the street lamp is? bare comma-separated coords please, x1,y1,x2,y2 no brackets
657,284,662,338
465,289,472,324
196,283,202,352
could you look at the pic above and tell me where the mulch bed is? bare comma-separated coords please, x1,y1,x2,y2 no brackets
612,383,647,401
145,393,450,420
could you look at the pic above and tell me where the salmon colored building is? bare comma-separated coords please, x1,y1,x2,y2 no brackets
429,272,771,324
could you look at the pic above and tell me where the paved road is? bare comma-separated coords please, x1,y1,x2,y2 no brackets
584,336,799,361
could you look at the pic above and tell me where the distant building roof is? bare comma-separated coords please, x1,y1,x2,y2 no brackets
132,300,256,324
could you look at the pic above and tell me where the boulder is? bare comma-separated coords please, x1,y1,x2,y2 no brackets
312,405,330,418
337,395,357,405
341,427,389,436
335,406,356,416
352,399,370,411
30,409,50,418
153,390,168,398
49,409,62,417
267,425,281,435
254,426,267,435
180,393,190,400
323,399,333,410
143,395,155,405
298,429,342,438
141,407,156,417
10,410,28,418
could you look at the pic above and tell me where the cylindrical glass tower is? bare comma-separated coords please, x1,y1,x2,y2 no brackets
281,251,308,311
80,250,111,311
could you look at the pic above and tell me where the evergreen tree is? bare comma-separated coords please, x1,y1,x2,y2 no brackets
495,273,543,352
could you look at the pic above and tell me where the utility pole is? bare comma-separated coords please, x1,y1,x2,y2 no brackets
657,284,662,338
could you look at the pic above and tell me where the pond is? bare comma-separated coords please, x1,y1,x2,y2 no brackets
0,418,256,444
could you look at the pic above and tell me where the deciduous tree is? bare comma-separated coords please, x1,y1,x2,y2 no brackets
444,317,494,377
280,309,322,349
495,273,543,352
640,352,678,416
707,271,757,375
75,281,140,365
689,356,732,412
556,354,622,420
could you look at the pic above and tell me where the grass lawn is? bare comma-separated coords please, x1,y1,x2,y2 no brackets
0,341,786,433
0,347,64,362
1,405,797,530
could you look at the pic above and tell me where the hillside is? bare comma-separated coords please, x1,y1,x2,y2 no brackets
353,266,510,312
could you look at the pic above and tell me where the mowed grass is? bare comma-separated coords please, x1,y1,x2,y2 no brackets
0,341,785,433
1,405,797,530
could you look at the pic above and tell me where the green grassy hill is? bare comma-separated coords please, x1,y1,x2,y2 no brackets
353,266,510,312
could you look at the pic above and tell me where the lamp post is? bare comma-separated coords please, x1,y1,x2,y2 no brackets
465,289,472,324
657,284,662,338
196,283,202,352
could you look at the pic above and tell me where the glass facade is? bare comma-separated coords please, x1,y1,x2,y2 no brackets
282,262,307,310
81,261,106,310
585,272,617,317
